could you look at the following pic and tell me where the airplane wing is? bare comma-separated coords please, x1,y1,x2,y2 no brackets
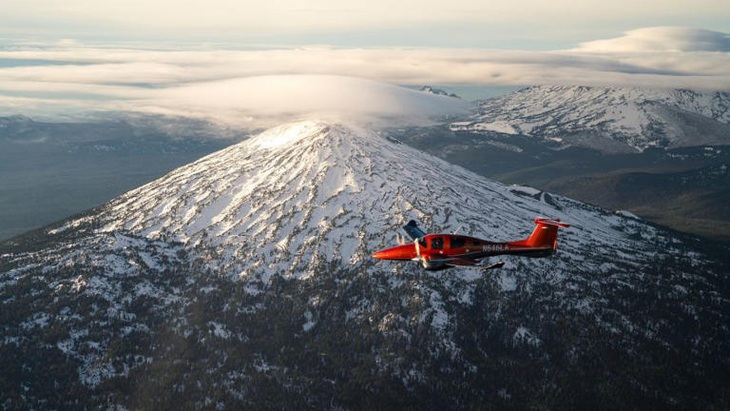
444,258,480,267
402,220,426,240
421,256,480,267
445,258,504,270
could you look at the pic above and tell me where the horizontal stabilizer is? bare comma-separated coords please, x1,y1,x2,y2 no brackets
534,218,570,228
444,258,480,267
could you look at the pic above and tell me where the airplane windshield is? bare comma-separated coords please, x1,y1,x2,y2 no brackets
431,237,443,249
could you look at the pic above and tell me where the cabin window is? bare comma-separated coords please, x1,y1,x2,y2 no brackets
431,237,443,249
450,237,465,248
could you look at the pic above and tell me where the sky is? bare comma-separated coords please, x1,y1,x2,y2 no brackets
2,0,729,48
0,0,729,124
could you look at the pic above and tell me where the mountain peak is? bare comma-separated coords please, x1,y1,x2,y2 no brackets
58,118,575,282
248,120,372,150
250,120,330,149
94,119,406,280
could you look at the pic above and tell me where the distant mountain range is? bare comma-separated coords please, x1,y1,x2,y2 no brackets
451,85,730,153
2,121,728,409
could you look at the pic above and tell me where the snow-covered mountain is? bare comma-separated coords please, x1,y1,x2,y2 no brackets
451,85,730,152
43,120,690,281
1,120,728,408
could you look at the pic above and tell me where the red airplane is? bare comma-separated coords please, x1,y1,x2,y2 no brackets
372,218,569,271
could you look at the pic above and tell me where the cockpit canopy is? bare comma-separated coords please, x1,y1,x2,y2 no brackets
418,234,483,250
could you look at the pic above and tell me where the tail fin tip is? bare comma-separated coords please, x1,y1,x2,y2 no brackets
534,218,570,229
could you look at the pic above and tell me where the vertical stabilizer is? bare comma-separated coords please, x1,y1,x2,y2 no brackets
523,218,569,250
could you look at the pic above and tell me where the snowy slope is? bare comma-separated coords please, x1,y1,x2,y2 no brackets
452,85,730,152
71,120,681,283
2,119,727,408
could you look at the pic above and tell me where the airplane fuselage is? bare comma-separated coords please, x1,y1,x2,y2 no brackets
372,219,568,270
373,234,553,270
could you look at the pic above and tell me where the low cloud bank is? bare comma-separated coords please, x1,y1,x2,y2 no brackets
0,27,728,124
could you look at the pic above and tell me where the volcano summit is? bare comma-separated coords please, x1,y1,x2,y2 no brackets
1,120,728,409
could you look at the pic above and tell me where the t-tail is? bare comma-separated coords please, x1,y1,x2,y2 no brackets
512,218,570,256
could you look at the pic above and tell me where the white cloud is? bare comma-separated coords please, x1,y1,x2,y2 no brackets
575,27,730,52
0,27,728,123
141,75,470,127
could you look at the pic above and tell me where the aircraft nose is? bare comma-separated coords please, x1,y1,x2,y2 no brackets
372,250,387,260
371,244,416,261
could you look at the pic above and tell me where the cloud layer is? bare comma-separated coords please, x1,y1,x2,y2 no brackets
143,75,470,126
576,27,730,52
0,27,728,124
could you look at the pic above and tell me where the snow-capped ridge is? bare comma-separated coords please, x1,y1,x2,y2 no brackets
456,85,730,152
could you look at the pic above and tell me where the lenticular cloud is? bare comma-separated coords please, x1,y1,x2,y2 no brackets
146,75,469,126
575,27,730,53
